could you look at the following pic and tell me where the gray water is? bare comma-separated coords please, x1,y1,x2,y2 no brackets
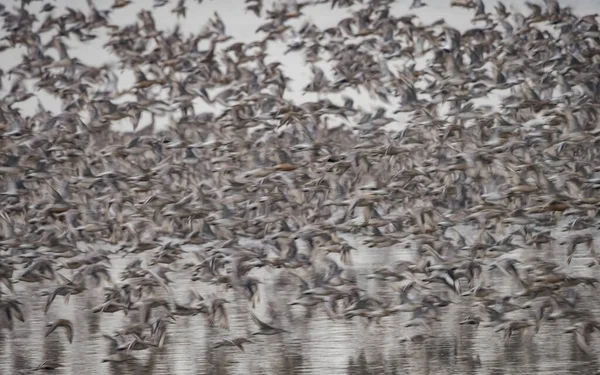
2,224,600,375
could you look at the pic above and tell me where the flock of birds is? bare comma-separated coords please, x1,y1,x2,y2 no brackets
1,0,600,372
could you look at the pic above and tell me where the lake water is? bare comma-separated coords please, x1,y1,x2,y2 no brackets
2,223,600,375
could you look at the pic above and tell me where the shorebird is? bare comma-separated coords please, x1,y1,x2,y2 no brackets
45,319,74,343
0,0,599,370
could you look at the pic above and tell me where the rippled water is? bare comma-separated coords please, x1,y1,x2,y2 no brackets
2,224,600,375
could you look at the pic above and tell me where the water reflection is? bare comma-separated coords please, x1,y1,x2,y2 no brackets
107,358,144,375
2,237,600,374
43,335,66,370
13,341,31,374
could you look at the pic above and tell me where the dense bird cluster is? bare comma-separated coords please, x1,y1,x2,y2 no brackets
1,0,600,371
